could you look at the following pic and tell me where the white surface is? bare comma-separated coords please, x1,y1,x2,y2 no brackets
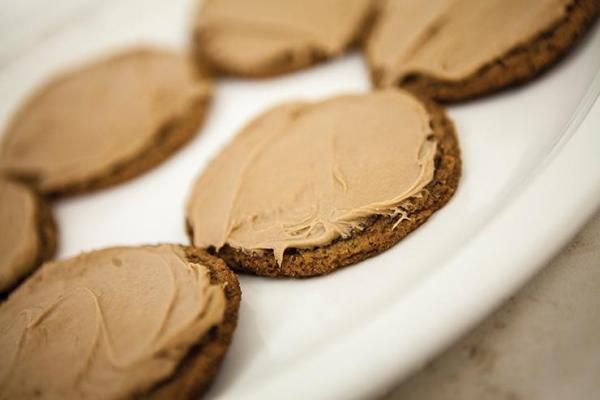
1,1,600,399
387,210,600,399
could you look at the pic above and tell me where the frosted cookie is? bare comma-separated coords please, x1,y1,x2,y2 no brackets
186,90,461,277
0,48,212,197
0,177,56,295
0,244,240,399
193,0,375,77
365,0,600,101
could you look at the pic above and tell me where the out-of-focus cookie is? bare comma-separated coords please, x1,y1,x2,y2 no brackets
193,0,375,77
0,176,56,295
365,0,600,101
0,48,212,197
186,90,461,277
0,244,240,399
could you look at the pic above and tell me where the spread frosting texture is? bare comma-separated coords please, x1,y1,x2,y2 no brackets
0,178,39,293
0,48,211,193
195,0,374,73
187,90,436,265
0,244,226,399
366,0,571,86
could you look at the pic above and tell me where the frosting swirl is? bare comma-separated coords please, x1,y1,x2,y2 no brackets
0,244,225,399
187,90,436,264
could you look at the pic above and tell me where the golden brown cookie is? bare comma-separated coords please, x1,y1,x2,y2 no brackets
0,176,57,295
0,48,212,197
193,0,376,77
0,244,240,399
365,0,600,102
186,90,461,277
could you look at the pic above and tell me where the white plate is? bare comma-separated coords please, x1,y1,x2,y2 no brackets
1,1,600,399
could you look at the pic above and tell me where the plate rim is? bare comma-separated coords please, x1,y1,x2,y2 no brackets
234,70,600,399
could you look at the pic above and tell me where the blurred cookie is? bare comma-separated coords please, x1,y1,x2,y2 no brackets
187,90,461,277
0,244,240,399
0,176,56,295
0,48,212,197
365,0,600,101
193,0,375,77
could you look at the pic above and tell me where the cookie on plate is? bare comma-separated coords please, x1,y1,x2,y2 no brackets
364,0,600,102
193,0,375,77
0,176,56,295
0,48,212,197
0,244,240,399
186,90,461,277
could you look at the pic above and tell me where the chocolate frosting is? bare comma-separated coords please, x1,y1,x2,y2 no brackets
0,48,211,193
195,0,374,73
366,0,571,86
0,244,225,399
0,178,39,293
187,90,436,265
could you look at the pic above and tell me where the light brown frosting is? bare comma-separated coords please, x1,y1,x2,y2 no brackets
366,0,571,86
0,244,225,399
0,48,211,193
0,178,40,293
187,90,436,265
195,0,374,73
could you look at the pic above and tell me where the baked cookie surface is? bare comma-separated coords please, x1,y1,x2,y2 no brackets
0,48,212,197
193,0,375,77
0,244,240,400
187,90,461,277
0,177,56,295
365,0,600,101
